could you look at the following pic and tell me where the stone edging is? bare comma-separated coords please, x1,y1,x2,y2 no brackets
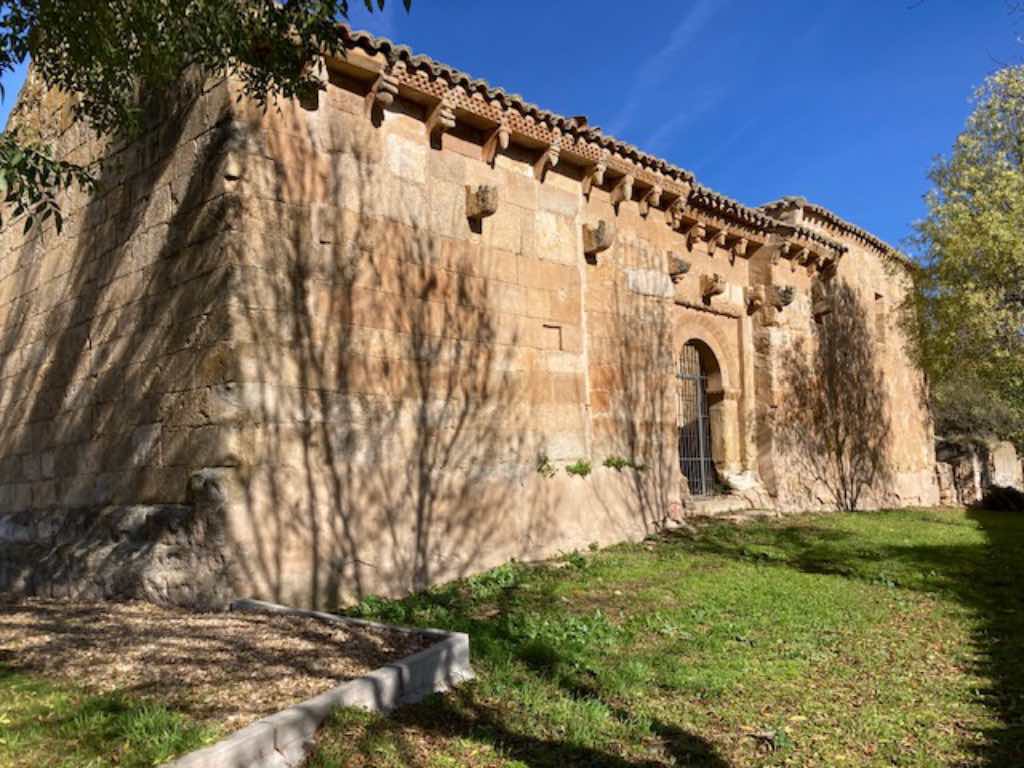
162,598,474,768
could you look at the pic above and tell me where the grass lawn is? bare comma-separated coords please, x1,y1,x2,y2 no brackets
0,670,218,768
311,508,1024,767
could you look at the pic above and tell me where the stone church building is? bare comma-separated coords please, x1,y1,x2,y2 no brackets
0,28,939,607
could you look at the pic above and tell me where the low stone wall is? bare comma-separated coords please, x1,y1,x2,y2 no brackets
935,438,1023,507
0,469,232,607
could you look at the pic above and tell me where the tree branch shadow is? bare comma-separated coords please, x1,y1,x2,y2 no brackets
774,278,892,511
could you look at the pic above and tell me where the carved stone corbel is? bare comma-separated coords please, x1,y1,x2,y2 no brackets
466,185,499,222
366,69,400,114
582,149,609,197
772,241,793,266
610,174,634,209
481,115,509,165
426,95,457,143
668,253,690,283
746,285,766,314
667,198,686,230
791,247,811,272
701,273,726,301
534,130,561,181
667,183,692,230
639,185,662,217
687,221,707,252
709,230,728,256
298,55,328,111
730,237,748,265
583,220,615,261
770,285,795,310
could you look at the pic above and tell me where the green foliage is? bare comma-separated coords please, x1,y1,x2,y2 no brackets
931,376,1024,445
0,0,407,230
602,454,647,472
0,129,94,232
561,549,589,571
910,65,1024,448
564,458,591,478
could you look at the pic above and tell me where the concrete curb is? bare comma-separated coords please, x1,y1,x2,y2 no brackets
162,598,474,768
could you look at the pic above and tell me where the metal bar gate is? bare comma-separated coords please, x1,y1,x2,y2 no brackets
678,344,715,497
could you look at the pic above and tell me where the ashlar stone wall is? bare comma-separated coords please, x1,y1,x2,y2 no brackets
0,36,940,607
0,72,248,599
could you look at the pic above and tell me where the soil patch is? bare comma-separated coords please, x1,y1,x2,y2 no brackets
0,598,430,730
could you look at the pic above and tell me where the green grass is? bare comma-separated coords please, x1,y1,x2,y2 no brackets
310,508,1024,767
0,669,219,768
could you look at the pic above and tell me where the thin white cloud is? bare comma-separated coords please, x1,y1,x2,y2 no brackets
643,89,723,156
692,113,757,176
606,0,724,137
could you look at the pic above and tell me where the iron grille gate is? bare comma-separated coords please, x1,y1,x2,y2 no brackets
678,344,716,497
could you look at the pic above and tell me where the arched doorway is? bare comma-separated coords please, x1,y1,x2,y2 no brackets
678,340,722,496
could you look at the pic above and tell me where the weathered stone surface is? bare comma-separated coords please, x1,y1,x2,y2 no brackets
465,184,499,222
582,220,615,259
625,268,674,299
935,438,1023,506
0,470,232,607
0,37,941,608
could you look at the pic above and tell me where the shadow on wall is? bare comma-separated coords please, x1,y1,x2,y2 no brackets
0,79,242,601
228,108,552,608
591,280,680,530
775,278,892,511
0,83,556,607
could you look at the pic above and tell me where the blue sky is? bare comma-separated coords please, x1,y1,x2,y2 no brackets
1,1,1018,247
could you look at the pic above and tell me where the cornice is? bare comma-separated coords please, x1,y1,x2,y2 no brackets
330,26,855,269
760,196,911,267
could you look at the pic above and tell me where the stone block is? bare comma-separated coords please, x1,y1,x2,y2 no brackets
498,167,538,210
31,481,57,512
128,467,189,504
625,268,674,299
21,454,42,483
486,205,523,254
131,424,163,467
189,425,244,467
11,483,32,513
427,181,464,238
538,185,579,218
428,149,467,185
383,133,427,185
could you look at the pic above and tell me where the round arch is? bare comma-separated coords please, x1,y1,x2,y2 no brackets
676,332,742,496
673,323,736,395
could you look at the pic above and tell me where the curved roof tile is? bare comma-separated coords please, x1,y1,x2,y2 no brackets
340,24,888,256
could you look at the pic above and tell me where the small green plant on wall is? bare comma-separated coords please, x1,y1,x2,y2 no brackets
536,453,557,479
565,459,592,478
603,455,648,472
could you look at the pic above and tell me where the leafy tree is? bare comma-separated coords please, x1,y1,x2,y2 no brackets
910,66,1024,448
0,0,408,231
